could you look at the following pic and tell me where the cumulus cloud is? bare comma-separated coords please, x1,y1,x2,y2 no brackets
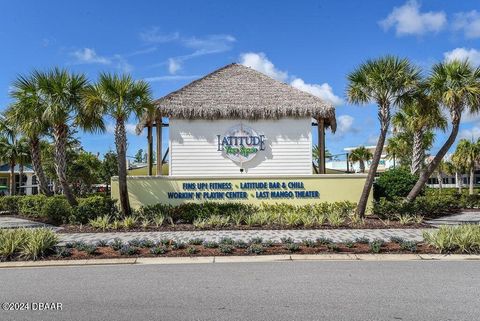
71,48,111,64
239,52,342,105
239,52,288,82
453,10,480,39
168,58,181,74
290,78,343,106
379,0,446,36
444,48,480,66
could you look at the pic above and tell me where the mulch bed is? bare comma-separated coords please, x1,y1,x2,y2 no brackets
39,242,437,261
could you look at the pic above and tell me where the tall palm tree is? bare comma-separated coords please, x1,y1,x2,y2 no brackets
7,74,52,196
347,56,421,217
407,60,480,201
82,73,153,215
348,146,373,173
452,139,480,195
391,88,447,175
34,68,101,206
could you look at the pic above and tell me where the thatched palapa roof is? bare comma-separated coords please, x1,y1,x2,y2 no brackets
137,63,336,133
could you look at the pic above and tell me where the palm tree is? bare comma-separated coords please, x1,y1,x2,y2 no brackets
0,118,29,195
391,88,447,175
34,68,101,206
82,73,153,215
347,56,420,217
7,74,52,196
407,60,480,201
450,152,466,193
452,139,480,195
348,146,372,173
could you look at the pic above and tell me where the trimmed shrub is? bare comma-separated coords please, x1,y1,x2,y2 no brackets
72,196,118,224
0,196,21,214
41,196,72,224
374,168,419,201
18,195,48,218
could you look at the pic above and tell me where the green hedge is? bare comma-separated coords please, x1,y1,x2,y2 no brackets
0,196,21,214
373,168,420,201
0,194,118,225
373,191,461,219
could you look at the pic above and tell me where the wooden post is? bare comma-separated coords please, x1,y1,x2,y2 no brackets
317,118,326,174
155,117,162,176
147,124,153,176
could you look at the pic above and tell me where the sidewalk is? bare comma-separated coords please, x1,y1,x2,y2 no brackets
58,228,426,245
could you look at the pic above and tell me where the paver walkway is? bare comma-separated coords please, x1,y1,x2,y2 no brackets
0,216,60,230
58,229,427,245
426,211,480,227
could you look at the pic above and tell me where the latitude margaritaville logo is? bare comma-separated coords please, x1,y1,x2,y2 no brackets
217,124,266,163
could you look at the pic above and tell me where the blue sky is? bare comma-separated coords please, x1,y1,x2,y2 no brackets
1,0,480,159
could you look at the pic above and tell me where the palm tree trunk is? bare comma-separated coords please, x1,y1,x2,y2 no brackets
19,162,24,195
53,124,77,206
357,110,390,218
115,119,131,216
411,130,424,175
359,160,365,173
437,172,443,190
469,167,475,195
456,172,462,193
407,112,461,201
30,138,52,196
9,161,15,196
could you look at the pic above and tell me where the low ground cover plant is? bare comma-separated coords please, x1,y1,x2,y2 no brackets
0,228,58,261
423,225,480,254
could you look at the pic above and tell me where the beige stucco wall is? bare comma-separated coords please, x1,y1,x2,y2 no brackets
111,174,372,209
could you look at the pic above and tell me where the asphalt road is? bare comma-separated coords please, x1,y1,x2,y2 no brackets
0,261,479,321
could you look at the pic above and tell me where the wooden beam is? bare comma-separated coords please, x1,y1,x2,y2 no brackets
155,117,162,176
317,118,326,174
147,124,153,176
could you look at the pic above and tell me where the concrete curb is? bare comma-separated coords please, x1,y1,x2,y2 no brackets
1,253,480,268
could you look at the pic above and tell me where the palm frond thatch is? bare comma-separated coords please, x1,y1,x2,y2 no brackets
136,63,336,133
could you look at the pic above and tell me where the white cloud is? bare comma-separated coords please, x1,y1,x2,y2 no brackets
182,34,236,56
458,126,480,141
379,0,446,36
106,123,138,135
144,75,199,82
453,10,480,39
290,78,343,106
140,28,180,43
239,52,288,82
239,52,342,106
336,115,358,135
168,58,181,74
444,48,480,66
71,48,111,64
70,48,135,72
